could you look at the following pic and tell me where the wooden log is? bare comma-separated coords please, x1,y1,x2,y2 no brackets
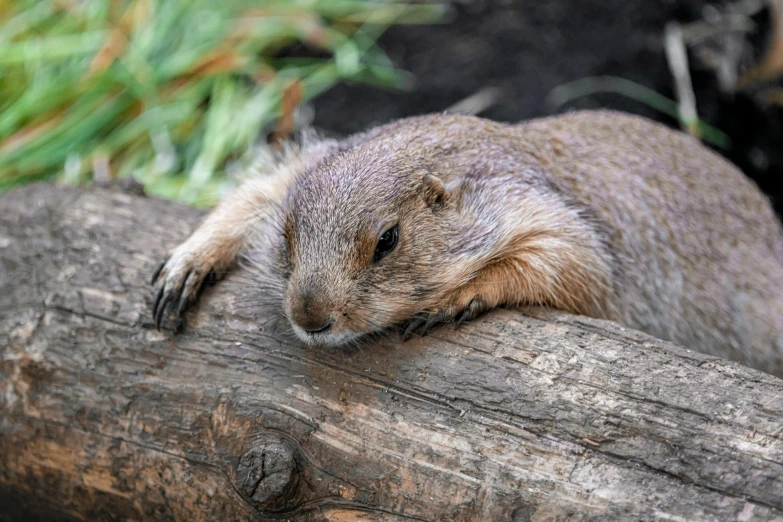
1,183,782,521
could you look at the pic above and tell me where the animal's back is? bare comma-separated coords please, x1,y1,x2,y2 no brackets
520,110,783,372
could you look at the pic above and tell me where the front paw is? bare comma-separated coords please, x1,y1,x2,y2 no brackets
150,246,218,331
401,312,451,341
400,297,487,341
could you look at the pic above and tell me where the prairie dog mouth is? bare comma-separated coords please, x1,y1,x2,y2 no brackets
290,323,363,347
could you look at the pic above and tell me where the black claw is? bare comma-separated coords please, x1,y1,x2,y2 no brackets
152,286,165,329
455,299,484,329
421,314,446,335
454,308,472,328
401,316,426,342
174,300,189,333
401,313,448,341
150,256,169,285
172,270,200,334
155,291,175,330
175,271,194,318
175,292,191,319
454,316,468,329
204,268,218,285
177,270,192,307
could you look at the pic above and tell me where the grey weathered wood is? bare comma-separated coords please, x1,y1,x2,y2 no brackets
1,183,782,521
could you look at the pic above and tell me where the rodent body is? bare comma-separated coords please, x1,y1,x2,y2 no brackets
152,110,783,376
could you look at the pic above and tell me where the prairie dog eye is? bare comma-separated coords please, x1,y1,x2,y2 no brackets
374,224,399,262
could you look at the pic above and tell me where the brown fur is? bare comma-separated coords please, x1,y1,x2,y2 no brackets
152,110,783,376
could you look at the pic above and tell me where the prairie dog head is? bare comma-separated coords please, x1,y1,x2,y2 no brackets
277,146,455,347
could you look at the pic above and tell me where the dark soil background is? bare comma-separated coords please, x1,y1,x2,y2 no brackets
311,0,783,217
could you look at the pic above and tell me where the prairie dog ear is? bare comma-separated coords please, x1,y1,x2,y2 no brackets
420,173,451,210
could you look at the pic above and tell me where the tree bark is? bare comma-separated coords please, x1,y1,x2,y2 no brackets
1,183,782,521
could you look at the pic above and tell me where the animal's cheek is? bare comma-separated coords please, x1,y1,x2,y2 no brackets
338,293,400,334
347,295,391,327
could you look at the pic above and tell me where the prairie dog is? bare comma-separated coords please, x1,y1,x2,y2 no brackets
151,110,783,376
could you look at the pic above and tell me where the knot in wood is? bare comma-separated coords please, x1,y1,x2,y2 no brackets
237,437,299,511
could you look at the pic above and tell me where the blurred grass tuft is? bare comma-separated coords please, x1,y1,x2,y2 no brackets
547,75,730,149
0,0,445,206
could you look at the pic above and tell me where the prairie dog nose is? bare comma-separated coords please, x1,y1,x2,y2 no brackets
289,290,333,333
